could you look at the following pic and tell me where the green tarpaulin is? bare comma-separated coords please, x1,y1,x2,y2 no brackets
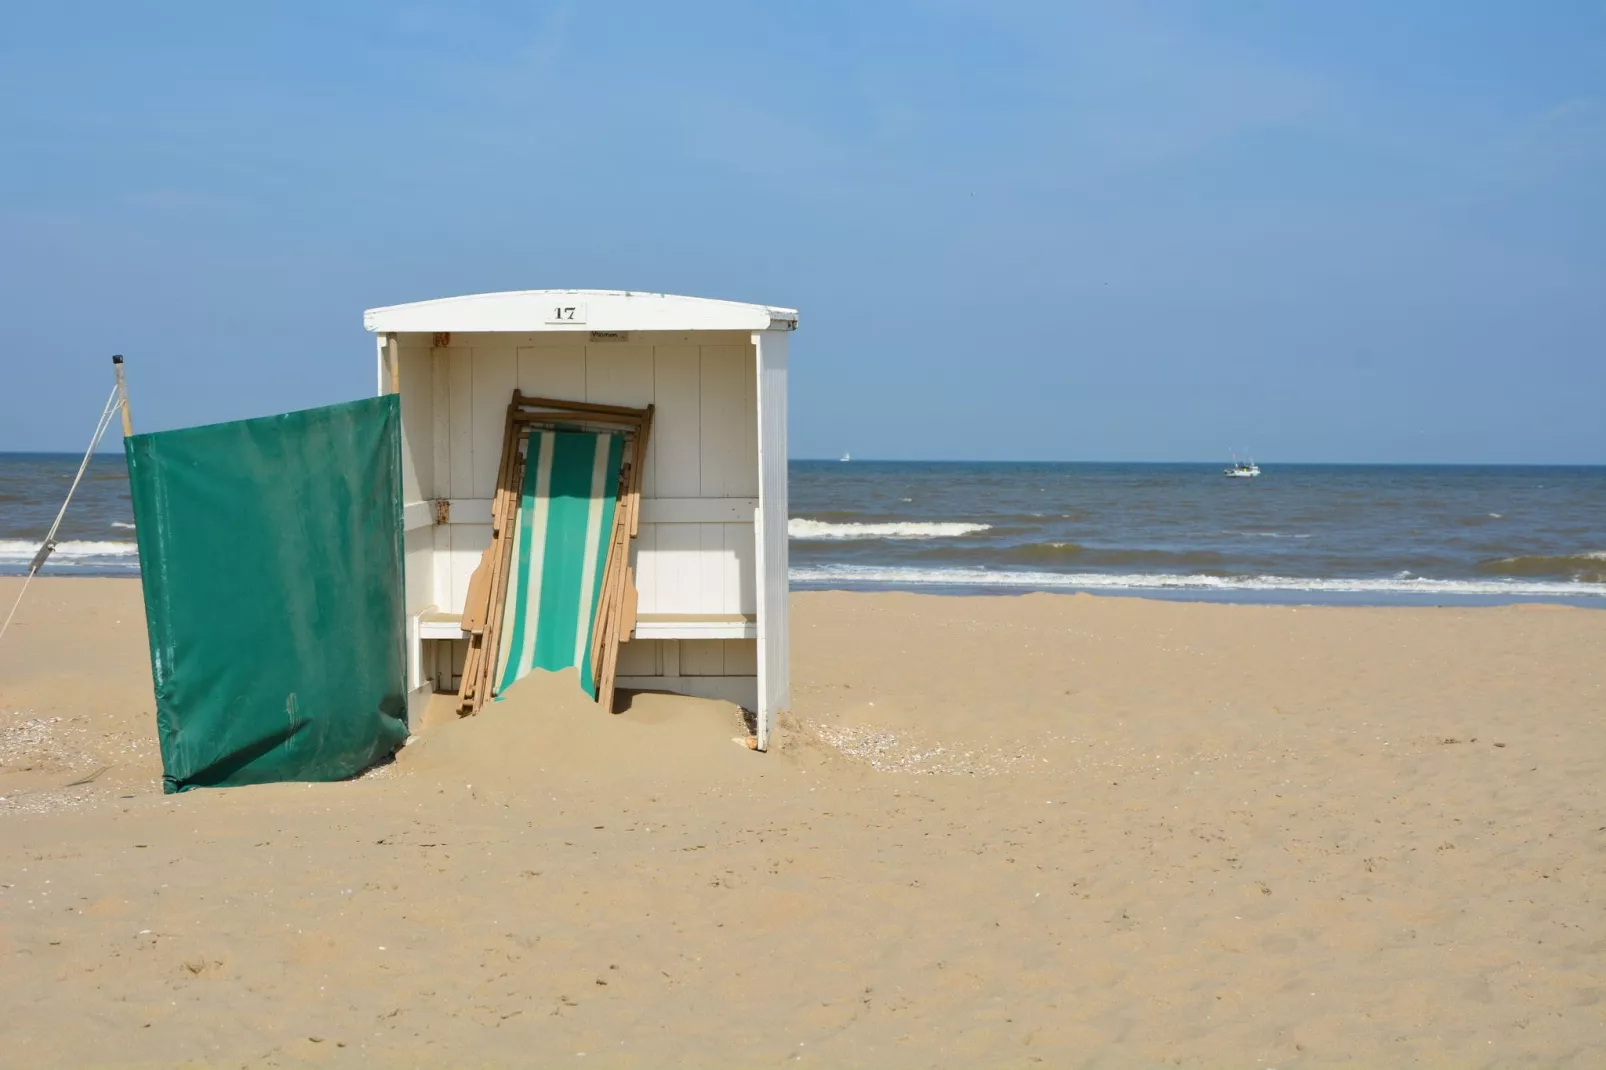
126,396,409,792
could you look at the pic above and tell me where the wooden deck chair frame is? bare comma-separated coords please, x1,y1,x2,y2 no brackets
453,392,653,716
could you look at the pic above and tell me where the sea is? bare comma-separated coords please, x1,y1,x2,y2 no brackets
788,460,1606,607
3,453,1604,607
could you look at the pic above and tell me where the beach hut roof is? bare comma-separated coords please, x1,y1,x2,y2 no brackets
364,290,798,334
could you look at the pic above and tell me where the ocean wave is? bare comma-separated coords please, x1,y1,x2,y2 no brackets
111,521,136,530
789,519,991,540
790,564,1606,599
0,539,139,562
907,542,1233,570
1477,551,1606,582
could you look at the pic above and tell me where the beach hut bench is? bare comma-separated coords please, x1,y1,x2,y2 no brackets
365,290,796,749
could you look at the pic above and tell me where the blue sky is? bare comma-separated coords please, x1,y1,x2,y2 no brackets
2,1,1603,462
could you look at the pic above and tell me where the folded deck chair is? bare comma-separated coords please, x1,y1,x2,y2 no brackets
494,429,625,697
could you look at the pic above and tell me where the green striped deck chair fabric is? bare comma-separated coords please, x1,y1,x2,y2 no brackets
494,429,625,698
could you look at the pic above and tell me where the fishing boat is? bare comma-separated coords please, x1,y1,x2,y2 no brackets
1224,453,1260,478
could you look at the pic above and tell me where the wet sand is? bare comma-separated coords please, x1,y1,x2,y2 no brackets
2,577,1604,1067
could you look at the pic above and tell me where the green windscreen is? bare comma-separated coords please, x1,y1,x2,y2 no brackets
126,395,409,792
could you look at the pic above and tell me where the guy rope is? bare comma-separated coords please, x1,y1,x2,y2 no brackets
0,357,131,644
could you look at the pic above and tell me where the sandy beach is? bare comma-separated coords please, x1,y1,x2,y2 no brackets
2,577,1604,1067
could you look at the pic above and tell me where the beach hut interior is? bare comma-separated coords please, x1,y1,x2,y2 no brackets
364,290,797,749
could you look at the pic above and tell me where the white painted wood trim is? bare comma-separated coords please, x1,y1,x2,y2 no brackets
407,610,423,691
365,290,798,335
403,497,756,530
752,330,790,751
419,619,467,640
633,619,756,640
403,501,434,532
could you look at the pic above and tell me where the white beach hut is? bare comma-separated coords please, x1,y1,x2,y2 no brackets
364,290,796,749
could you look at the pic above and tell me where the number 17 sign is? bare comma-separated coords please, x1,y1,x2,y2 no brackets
546,303,587,325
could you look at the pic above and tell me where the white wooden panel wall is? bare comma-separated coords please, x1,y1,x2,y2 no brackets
430,640,757,699
445,346,474,501
399,340,438,713
431,351,450,503
517,345,585,402
397,342,434,503
698,346,759,496
403,533,433,625
470,346,516,498
612,639,759,678
632,521,753,615
411,333,760,622
615,638,661,677
443,524,490,617
397,342,437,636
650,346,699,496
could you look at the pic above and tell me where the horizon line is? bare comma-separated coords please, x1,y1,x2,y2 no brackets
1,450,1602,469
791,457,1606,468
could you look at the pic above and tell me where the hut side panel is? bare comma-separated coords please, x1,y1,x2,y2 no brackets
398,337,439,715
398,341,434,502
753,330,791,748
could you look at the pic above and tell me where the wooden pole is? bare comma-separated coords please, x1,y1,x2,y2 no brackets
111,355,133,436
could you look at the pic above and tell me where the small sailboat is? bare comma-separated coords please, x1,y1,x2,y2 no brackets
840,452,851,462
